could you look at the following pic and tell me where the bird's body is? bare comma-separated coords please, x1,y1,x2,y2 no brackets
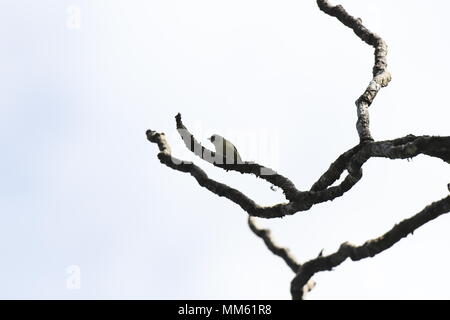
208,134,242,164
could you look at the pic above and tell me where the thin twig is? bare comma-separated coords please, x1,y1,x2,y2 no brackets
247,216,300,273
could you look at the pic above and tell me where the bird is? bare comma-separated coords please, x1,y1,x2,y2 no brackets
208,134,278,191
208,134,243,164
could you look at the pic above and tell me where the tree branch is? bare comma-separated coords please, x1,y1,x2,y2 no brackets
291,195,450,299
175,113,301,201
147,124,450,220
247,217,300,273
146,130,290,218
317,0,391,142
248,216,317,296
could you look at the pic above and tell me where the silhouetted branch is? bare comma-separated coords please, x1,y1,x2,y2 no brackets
146,129,308,218
317,0,391,142
148,124,450,220
291,195,450,299
175,113,301,201
248,216,317,296
310,135,450,201
247,217,300,273
146,130,280,217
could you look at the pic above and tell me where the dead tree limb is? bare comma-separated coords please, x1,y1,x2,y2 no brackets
247,217,300,273
146,0,450,299
317,0,391,142
291,195,450,299
147,123,449,219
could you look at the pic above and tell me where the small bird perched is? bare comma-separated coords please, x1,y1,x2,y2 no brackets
208,134,243,164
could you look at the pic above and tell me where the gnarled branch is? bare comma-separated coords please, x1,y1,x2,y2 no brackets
146,0,450,299
147,121,449,221
175,113,301,202
291,195,450,299
317,0,391,142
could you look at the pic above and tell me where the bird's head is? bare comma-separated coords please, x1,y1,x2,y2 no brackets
208,134,221,143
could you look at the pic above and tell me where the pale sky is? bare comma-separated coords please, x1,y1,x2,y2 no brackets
0,0,449,299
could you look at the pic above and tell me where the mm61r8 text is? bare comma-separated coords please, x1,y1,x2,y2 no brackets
222,304,271,315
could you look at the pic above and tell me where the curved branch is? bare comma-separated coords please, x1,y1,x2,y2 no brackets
148,126,450,220
248,216,316,296
248,217,300,273
310,144,364,192
175,113,302,201
147,129,304,218
291,195,450,299
173,114,450,211
317,0,391,142
309,136,450,205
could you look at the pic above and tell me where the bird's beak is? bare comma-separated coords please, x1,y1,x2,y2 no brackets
207,137,211,141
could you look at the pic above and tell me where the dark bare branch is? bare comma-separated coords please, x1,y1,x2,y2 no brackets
291,195,450,299
148,126,450,220
173,114,450,210
309,136,450,205
175,113,301,201
248,217,300,273
146,130,297,218
317,0,391,142
248,216,317,296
